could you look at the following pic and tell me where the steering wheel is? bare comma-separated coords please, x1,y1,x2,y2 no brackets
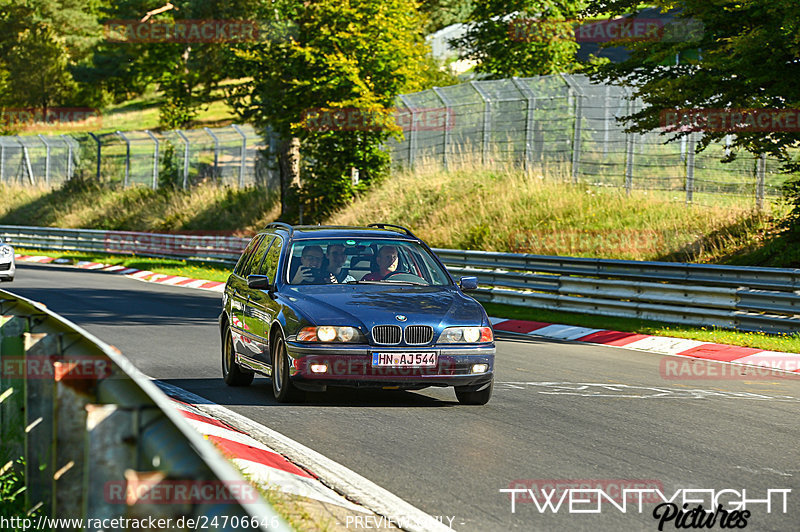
383,271,428,284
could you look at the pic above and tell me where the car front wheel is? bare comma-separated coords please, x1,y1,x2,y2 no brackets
455,379,493,405
222,324,254,386
271,331,302,403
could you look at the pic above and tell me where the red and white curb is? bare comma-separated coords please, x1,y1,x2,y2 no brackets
163,394,368,513
490,317,800,375
15,254,225,293
156,381,454,532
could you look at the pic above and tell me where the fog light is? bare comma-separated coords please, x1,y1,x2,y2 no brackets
471,363,489,374
310,364,328,374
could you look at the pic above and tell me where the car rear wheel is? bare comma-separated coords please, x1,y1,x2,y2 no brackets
455,379,493,405
271,332,302,403
222,325,254,386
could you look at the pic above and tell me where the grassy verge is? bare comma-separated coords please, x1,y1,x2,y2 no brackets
15,249,232,283
482,302,800,353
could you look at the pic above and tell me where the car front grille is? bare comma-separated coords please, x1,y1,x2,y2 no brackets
404,325,433,345
372,325,402,345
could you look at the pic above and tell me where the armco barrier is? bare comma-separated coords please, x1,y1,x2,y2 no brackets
4,225,800,333
0,289,291,531
0,225,248,264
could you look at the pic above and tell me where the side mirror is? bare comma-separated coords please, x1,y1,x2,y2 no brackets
459,276,478,291
247,274,271,290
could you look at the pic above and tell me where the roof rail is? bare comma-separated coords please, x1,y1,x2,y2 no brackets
367,223,417,239
266,222,294,236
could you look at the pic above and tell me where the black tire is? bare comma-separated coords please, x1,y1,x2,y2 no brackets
222,324,254,386
455,379,493,405
271,331,302,403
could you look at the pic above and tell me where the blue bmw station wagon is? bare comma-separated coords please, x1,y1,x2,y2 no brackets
219,223,495,404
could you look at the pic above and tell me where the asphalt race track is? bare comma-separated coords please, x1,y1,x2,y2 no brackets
9,262,800,531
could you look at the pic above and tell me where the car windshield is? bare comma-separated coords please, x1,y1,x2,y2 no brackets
286,238,451,286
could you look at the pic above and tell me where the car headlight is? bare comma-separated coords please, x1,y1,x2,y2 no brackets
438,326,493,344
0,246,12,258
297,326,364,343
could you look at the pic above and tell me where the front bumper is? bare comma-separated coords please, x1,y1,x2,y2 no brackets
0,259,14,280
284,341,495,389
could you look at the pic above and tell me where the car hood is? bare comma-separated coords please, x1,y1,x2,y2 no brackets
283,284,487,330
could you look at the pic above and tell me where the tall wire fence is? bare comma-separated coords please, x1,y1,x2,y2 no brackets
388,74,786,208
0,74,792,210
0,124,280,190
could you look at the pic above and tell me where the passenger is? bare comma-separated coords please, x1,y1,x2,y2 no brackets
361,245,398,281
291,245,326,284
326,244,356,283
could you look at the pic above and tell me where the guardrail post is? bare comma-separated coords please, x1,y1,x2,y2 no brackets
116,131,131,188
756,153,766,211
85,404,136,525
176,130,190,189
144,130,159,189
37,135,51,186
203,127,220,179
686,133,696,204
60,135,73,180
87,133,102,181
23,332,59,517
432,87,451,170
231,124,247,187
0,314,29,464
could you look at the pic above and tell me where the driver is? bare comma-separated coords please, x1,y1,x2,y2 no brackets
361,245,398,281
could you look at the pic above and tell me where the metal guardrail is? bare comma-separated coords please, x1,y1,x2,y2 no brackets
0,289,291,531
435,249,800,334
3,225,799,333
0,225,247,264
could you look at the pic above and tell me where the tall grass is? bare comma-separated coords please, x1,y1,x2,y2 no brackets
327,158,785,263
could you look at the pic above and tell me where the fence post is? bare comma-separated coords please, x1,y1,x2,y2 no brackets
144,130,159,189
686,133,696,204
60,135,73,180
624,98,635,194
432,87,451,170
231,124,247,187
398,95,417,169
470,81,491,165
176,130,190,189
603,84,611,158
512,78,536,171
37,135,51,186
756,153,767,211
87,132,101,181
116,131,130,188
17,137,35,185
560,74,583,184
203,127,220,179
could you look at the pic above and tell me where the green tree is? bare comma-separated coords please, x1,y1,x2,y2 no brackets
419,0,474,34
228,0,435,222
452,0,587,79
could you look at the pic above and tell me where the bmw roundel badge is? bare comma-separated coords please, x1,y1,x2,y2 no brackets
395,314,407,322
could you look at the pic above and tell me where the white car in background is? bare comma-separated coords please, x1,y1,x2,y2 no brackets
0,237,15,282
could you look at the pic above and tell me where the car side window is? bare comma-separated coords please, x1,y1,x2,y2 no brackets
247,235,275,277
233,235,263,277
258,236,283,281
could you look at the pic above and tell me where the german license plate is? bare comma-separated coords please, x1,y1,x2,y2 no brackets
371,352,437,367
